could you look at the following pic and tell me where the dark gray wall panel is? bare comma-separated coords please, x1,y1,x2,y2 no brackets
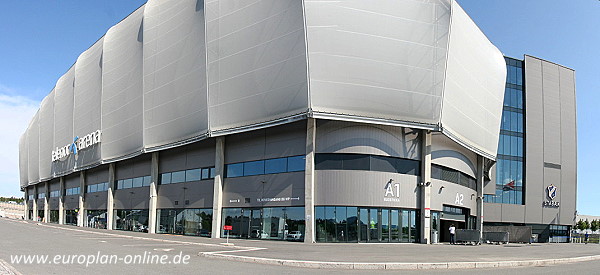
524,56,544,223
49,198,59,209
85,193,107,210
64,175,80,189
264,121,306,159
315,170,419,208
116,154,151,180
38,91,55,180
206,0,308,132
159,141,215,173
49,180,60,191
27,112,40,184
223,172,304,208
558,67,577,225
73,38,103,169
85,166,109,185
64,195,79,209
143,0,208,149
225,121,305,163
156,181,213,209
316,120,420,160
114,188,149,209
101,7,145,161
52,67,76,176
185,140,215,170
19,133,28,188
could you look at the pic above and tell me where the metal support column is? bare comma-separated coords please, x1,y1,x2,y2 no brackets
211,137,225,239
420,130,432,244
148,152,159,234
304,118,316,243
32,185,38,222
58,177,64,225
24,188,30,220
476,155,485,243
44,182,49,223
107,163,115,230
78,172,85,227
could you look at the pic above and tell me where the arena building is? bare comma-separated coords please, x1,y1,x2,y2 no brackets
19,0,576,243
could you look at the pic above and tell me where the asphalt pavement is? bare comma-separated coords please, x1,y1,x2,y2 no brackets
1,218,599,274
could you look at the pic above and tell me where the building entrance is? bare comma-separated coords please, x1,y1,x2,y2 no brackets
316,206,419,243
222,207,305,241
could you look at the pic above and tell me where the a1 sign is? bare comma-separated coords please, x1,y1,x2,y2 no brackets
223,225,233,231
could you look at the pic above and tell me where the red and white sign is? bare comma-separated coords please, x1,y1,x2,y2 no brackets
223,225,232,231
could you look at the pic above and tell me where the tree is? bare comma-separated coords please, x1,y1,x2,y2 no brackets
591,220,600,233
576,220,584,231
584,219,590,231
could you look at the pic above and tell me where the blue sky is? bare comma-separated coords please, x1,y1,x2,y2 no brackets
0,1,597,215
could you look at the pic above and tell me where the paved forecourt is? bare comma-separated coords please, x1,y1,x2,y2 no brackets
2,218,600,272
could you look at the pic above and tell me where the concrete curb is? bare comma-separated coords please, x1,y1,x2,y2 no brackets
199,252,600,270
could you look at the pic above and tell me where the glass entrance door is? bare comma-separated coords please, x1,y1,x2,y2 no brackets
359,208,368,242
368,208,379,242
249,208,263,239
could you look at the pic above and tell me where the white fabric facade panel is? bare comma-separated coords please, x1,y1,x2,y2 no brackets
20,0,509,186
143,0,208,149
304,0,451,124
52,67,76,176
74,38,104,169
27,112,40,184
205,0,308,132
102,7,145,162
19,134,28,188
38,91,55,180
431,133,477,178
440,0,506,159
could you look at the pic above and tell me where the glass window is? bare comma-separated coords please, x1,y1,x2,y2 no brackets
143,176,152,187
243,160,265,176
287,156,305,172
210,167,216,178
171,171,185,184
396,159,419,175
315,154,342,170
511,111,518,132
342,154,370,170
501,110,510,130
123,179,133,189
89,184,97,193
201,168,210,180
133,177,143,188
370,155,396,173
186,169,201,182
117,180,123,190
516,90,523,109
226,163,243,178
161,173,171,184
265,158,287,174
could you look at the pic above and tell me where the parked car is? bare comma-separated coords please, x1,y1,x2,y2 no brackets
287,231,304,241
